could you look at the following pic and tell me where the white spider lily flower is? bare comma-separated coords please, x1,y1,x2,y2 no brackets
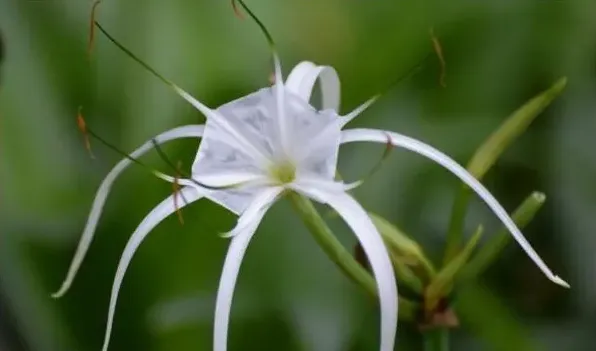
54,46,568,351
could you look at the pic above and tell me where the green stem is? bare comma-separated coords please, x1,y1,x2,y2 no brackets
288,192,376,295
287,192,417,320
423,328,450,351
443,186,471,264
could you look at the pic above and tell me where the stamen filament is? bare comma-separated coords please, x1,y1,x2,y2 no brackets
232,0,276,49
173,161,187,225
343,133,394,188
94,22,174,90
76,113,227,191
231,0,289,154
95,21,273,168
81,123,169,180
149,139,249,191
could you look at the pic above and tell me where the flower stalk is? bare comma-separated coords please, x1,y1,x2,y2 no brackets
287,192,418,321
423,328,450,351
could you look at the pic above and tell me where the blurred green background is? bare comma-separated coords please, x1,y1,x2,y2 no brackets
1,0,595,350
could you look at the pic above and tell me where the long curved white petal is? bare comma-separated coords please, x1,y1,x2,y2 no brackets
341,128,569,288
292,184,397,351
101,186,203,351
214,186,283,351
52,125,205,298
285,61,341,112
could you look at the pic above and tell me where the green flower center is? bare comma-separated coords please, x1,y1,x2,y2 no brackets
270,161,296,184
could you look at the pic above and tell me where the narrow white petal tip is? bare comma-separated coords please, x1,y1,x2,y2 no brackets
152,171,173,183
218,220,252,240
344,180,363,191
50,290,66,299
218,231,235,239
51,281,72,299
551,275,570,288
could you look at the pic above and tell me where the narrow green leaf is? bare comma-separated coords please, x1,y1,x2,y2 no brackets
443,77,567,264
468,78,567,178
427,226,483,310
460,192,546,281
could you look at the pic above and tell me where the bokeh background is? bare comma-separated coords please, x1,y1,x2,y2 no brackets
1,0,595,350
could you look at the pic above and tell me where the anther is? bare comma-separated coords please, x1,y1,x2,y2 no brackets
76,107,95,159
430,27,446,88
88,0,103,57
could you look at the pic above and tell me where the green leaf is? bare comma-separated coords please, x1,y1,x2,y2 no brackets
443,77,567,264
426,226,483,311
468,78,567,178
459,192,546,282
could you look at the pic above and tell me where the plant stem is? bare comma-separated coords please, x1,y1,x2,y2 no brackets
288,192,376,295
423,328,450,351
287,192,417,320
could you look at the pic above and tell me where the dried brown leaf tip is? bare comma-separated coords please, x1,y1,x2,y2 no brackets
429,27,446,88
76,107,95,159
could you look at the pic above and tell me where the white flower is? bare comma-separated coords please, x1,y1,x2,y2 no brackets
53,58,569,351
